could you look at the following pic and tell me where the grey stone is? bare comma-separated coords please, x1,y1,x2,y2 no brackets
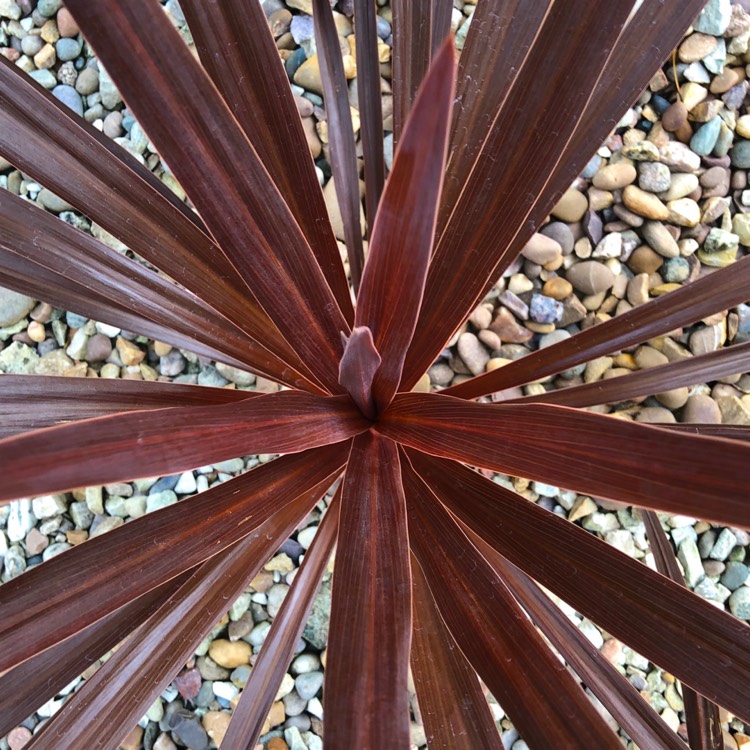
303,579,331,649
52,84,83,116
55,37,82,62
731,139,750,168
267,583,290,618
0,342,40,374
0,287,35,327
99,66,122,109
146,490,178,513
729,586,750,619
721,561,749,590
693,0,731,35
31,494,66,519
28,69,57,89
36,0,61,16
529,294,562,324
6,499,34,543
295,670,323,700
678,538,705,587
709,528,737,560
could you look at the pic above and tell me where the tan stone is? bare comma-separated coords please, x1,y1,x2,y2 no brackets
208,639,251,669
202,712,231,747
592,163,637,190
116,337,145,366
622,185,669,220
551,188,588,222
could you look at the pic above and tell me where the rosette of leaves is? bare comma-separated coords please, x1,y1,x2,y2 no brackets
0,0,748,748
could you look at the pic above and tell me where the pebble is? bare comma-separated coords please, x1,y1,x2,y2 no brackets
566,261,615,294
638,162,671,193
622,185,670,220
0,287,35,327
521,233,562,264
529,294,562,324
731,139,750,168
551,188,588,222
690,116,722,155
729,586,750,619
51,84,83,116
208,640,251,669
592,163,636,190
457,332,490,375
693,0,732,36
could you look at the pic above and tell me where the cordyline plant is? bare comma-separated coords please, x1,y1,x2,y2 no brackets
2,0,750,747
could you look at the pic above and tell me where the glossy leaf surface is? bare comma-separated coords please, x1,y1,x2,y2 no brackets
446,257,750,400
0,376,254,439
355,38,455,412
222,491,339,750
180,0,353,319
410,555,500,750
407,450,750,723
325,432,411,749
379,393,750,526
27,497,319,750
314,0,366,290
403,456,622,749
65,0,349,392
0,445,347,673
0,392,365,502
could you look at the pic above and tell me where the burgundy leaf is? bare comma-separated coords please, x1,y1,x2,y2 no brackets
353,0,385,224
0,189,318,390
391,0,452,143
410,554,500,750
313,0,366,291
64,0,350,392
471,534,688,750
378,393,750,527
0,573,191,738
0,392,365,503
221,489,340,750
0,376,255,439
641,510,723,750
438,0,552,238
446,256,750,400
179,0,353,320
326,432,411,749
338,326,381,419
26,493,319,750
0,445,347,673
0,57,303,371
403,454,622,749
355,39,455,412
510,341,750,408
663,424,750,441
406,449,750,723
401,0,632,390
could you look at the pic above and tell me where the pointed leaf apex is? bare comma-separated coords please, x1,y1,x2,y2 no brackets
339,326,381,420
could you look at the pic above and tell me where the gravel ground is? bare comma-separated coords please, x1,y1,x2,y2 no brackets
2,0,750,748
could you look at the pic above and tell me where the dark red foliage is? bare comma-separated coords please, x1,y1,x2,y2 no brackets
0,1,746,748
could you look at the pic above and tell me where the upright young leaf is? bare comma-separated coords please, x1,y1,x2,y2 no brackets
0,377,255,439
403,457,622,749
407,450,750,723
64,0,350,392
25,497,320,750
353,0,385,224
446,256,750,400
313,0,366,290
179,0,353,321
379,393,750,527
641,511,723,750
354,39,455,412
326,432,411,749
400,0,632,390
221,491,339,750
0,445,347,673
410,556,500,750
